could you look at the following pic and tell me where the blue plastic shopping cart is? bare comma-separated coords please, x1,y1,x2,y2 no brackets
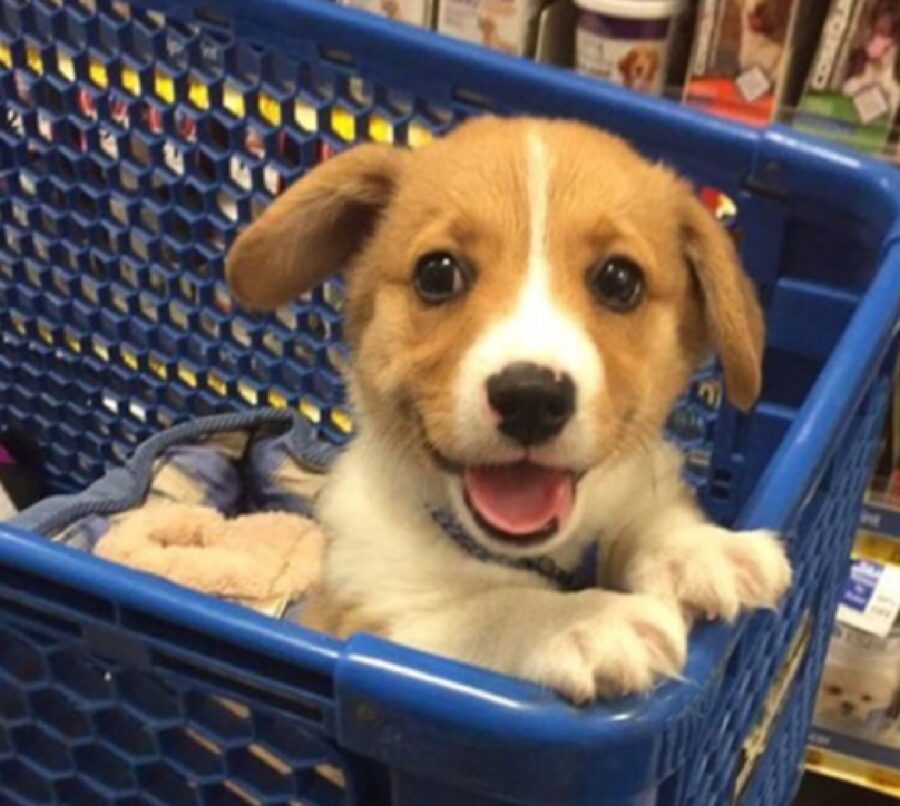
1,0,900,803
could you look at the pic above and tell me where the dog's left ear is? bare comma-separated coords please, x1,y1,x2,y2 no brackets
225,144,405,311
679,190,765,412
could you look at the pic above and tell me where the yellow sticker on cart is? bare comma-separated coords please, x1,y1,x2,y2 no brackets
177,364,197,389
56,50,75,81
238,381,258,405
88,58,108,88
25,44,42,75
121,348,138,371
407,122,433,149
223,83,245,118
207,372,227,397
188,76,209,110
148,355,167,380
121,65,140,95
368,114,393,144
300,398,321,424
258,92,281,126
331,409,353,434
331,108,355,142
154,69,175,104
294,99,317,132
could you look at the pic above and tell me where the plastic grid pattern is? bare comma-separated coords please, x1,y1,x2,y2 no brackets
0,0,898,805
0,619,355,806
0,0,732,502
0,0,379,490
684,377,891,805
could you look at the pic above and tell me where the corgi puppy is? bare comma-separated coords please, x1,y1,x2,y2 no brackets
226,117,791,702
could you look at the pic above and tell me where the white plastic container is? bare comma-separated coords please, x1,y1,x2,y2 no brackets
438,0,547,58
574,0,683,95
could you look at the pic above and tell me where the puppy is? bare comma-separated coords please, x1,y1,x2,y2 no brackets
738,0,790,77
843,1,900,115
816,662,899,735
478,15,517,55
618,46,660,94
226,117,791,702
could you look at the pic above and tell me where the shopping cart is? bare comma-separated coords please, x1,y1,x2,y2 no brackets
1,0,899,803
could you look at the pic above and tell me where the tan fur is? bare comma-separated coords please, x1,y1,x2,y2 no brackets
302,588,389,638
680,189,764,410
226,117,788,701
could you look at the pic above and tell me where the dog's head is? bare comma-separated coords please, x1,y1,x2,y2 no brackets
618,47,660,89
227,118,763,556
741,0,791,44
817,664,897,724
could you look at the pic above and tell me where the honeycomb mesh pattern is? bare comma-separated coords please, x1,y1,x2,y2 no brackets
0,0,729,500
0,620,351,805
0,0,457,492
682,378,890,805
0,1,893,805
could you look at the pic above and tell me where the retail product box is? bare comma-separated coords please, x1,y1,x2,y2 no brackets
685,0,827,125
795,0,900,156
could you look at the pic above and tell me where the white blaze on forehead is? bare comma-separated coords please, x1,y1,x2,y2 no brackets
454,128,604,440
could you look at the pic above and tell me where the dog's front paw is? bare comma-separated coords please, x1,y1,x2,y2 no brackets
628,527,792,622
522,593,687,703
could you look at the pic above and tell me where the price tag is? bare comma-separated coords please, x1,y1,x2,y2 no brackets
837,559,900,638
736,66,772,102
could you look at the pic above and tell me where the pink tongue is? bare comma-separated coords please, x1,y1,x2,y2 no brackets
464,462,574,537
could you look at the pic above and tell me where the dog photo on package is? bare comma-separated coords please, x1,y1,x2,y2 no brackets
795,0,900,155
685,0,799,125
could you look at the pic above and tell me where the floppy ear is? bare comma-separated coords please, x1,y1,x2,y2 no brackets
618,51,635,75
225,143,405,311
680,191,765,412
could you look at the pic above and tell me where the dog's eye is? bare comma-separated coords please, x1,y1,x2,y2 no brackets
587,256,644,312
413,252,469,304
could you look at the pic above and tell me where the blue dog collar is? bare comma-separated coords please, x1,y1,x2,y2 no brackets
430,509,596,592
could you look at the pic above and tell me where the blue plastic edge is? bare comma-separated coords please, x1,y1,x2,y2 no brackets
0,0,899,802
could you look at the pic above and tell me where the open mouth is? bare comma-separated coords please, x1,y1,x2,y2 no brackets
461,462,576,547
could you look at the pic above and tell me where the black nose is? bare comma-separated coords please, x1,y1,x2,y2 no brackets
486,362,575,446
840,702,855,716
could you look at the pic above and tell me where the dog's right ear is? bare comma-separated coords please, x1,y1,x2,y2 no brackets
225,143,405,311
